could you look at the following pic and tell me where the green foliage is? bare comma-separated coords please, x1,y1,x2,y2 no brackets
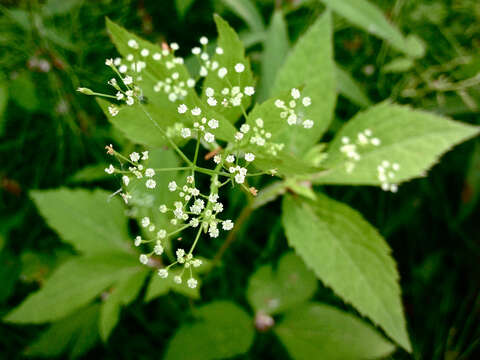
275,303,395,360
316,103,479,185
0,79,8,135
10,72,40,112
221,0,265,33
335,65,371,107
30,188,131,255
282,193,411,351
175,0,196,19
24,304,100,359
247,252,317,315
145,268,200,300
164,301,254,360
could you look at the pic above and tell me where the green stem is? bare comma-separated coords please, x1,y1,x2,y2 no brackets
188,226,203,255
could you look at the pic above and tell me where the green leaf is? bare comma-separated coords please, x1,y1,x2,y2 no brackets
258,9,290,102
164,301,254,360
0,79,8,135
4,254,140,324
10,72,40,112
44,0,83,16
315,103,479,186
222,0,265,33
282,193,411,351
335,65,371,107
68,163,109,183
145,268,200,300
24,304,100,359
30,188,131,255
202,15,255,123
271,12,336,154
175,0,196,19
247,252,317,315
320,0,422,58
100,268,149,341
275,303,395,360
383,57,414,73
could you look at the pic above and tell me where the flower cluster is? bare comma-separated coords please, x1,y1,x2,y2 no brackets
377,161,400,193
275,88,313,128
340,129,381,173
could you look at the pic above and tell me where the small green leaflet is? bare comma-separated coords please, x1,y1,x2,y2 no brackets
315,102,479,186
164,301,254,360
275,303,395,360
282,193,411,351
201,15,255,123
4,253,140,324
247,252,317,315
270,11,336,155
30,188,131,255
24,304,100,359
320,0,424,58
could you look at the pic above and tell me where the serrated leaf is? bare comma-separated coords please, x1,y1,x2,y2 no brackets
335,65,371,107
282,193,411,351
24,304,100,359
222,0,264,33
4,254,139,324
164,301,254,360
271,12,336,154
320,0,422,58
201,15,255,123
247,252,317,315
30,188,131,255
258,9,290,102
145,268,201,300
314,103,479,185
275,303,395,360
100,268,149,341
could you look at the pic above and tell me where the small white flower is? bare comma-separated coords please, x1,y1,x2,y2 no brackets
168,181,177,191
213,202,223,213
218,67,228,78
291,88,301,99
207,97,217,106
187,278,198,288
235,132,244,141
275,99,285,108
105,164,115,174
192,47,201,55
245,153,255,162
178,104,188,114
130,152,140,162
216,47,224,55
302,97,311,107
119,64,128,73
235,63,245,73
213,155,221,164
140,48,149,57
200,36,208,45
139,254,148,264
204,132,215,143
226,155,235,163
176,248,186,261
146,179,156,189
341,137,350,144
392,163,400,171
222,220,234,230
141,217,150,227
159,204,167,213
122,175,130,186
105,58,113,66
154,243,164,255
158,269,168,278
116,92,124,100
108,105,119,117
145,168,155,178
181,128,191,138
371,138,381,146
187,78,196,87
303,120,314,129
244,86,255,96
240,124,250,133
174,275,182,284
123,76,133,85
170,42,179,50
205,87,215,97
208,119,219,129
128,39,138,49
235,173,245,184
191,107,202,116
153,52,161,60
255,118,264,127
126,96,134,106
287,114,297,125
134,236,142,247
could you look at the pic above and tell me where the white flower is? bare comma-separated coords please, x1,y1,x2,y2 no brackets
108,105,119,116
141,217,150,227
275,99,285,108
146,179,156,189
208,119,219,129
181,128,191,138
174,275,182,284
123,76,133,85
153,52,161,60
187,175,194,184
187,78,195,87
176,248,186,262
187,278,198,288
128,39,138,49
170,42,179,51
129,152,140,162
199,36,208,45
134,236,142,246
154,243,164,255
302,97,311,107
244,153,255,162
244,86,255,96
291,88,301,99
204,132,215,143
140,48,149,57
191,107,202,116
222,220,234,230
145,168,155,177
235,63,245,73
216,47,224,55
213,155,221,164
235,132,244,141
303,120,314,129
218,67,228,78
207,97,217,106
240,124,250,133
116,92,124,100
255,118,264,127
122,175,130,186
209,193,219,203
371,138,381,146
105,164,114,174
199,66,208,77
287,114,297,125
192,47,201,55
139,254,148,264
226,155,235,163
209,226,219,238
213,202,223,213
235,173,245,184
119,64,128,74
126,96,134,106
205,88,215,97
177,104,188,114
158,269,168,278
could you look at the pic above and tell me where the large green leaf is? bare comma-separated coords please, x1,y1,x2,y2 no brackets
282,193,411,351
4,254,139,324
315,103,479,185
221,0,264,33
201,15,255,123
271,12,336,154
30,188,131,255
24,304,100,359
275,303,395,360
320,0,423,58
247,252,316,315
99,268,149,341
258,9,290,102
164,301,254,360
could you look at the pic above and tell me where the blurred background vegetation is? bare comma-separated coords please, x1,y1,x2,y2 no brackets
0,0,479,358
